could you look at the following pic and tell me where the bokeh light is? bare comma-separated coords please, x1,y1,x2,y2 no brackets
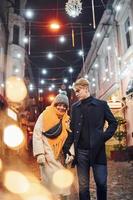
52,169,74,189
5,76,27,102
4,170,30,193
48,95,55,102
3,125,24,148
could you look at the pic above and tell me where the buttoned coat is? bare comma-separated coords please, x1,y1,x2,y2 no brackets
63,97,118,165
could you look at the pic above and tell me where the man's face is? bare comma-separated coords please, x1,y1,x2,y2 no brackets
74,86,89,100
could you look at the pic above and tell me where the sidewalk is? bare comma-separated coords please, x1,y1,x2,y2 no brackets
90,161,133,200
0,149,133,200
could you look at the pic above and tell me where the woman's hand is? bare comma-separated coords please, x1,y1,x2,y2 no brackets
37,154,45,165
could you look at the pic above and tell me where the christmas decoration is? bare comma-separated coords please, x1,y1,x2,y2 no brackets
65,0,82,18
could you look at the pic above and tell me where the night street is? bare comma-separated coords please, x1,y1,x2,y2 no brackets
0,0,133,200
0,150,133,200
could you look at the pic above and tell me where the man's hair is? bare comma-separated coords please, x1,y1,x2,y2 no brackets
73,78,89,90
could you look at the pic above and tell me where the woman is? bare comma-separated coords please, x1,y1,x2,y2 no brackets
33,91,71,200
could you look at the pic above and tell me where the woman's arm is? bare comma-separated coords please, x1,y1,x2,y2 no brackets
32,114,45,157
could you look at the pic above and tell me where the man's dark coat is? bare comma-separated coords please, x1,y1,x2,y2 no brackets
63,97,118,165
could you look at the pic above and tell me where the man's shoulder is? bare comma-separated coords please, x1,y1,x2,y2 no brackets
72,101,80,108
91,97,107,106
71,97,107,107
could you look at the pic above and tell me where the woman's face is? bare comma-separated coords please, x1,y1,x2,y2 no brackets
56,103,67,114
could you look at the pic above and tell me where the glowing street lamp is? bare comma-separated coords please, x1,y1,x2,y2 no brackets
25,9,34,19
68,67,73,73
47,52,54,59
49,21,61,31
78,50,84,56
63,78,68,83
59,36,66,43
23,37,28,44
40,79,45,84
42,69,47,75
51,84,55,88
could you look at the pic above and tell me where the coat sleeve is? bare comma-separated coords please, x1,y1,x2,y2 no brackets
63,106,74,155
32,113,45,156
103,101,118,142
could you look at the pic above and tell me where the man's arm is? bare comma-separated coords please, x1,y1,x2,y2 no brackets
103,101,118,142
63,131,74,156
63,106,75,156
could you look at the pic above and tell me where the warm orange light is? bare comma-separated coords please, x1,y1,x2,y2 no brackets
50,21,61,30
48,95,55,102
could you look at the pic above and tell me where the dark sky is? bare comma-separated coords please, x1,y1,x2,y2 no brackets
25,0,109,94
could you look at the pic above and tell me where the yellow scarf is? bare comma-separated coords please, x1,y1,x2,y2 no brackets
42,105,70,159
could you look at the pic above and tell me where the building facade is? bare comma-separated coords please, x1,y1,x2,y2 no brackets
79,0,133,147
0,0,28,107
0,0,8,95
6,0,27,79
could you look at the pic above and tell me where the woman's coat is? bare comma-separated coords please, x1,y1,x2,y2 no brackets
33,113,70,196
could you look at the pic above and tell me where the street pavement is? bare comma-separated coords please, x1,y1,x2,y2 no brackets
0,149,133,200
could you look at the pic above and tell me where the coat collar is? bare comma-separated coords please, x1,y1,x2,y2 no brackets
75,96,98,107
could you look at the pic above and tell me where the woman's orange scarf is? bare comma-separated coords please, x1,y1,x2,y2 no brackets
42,105,70,159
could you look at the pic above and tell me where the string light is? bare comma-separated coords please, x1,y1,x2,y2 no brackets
59,35,66,43
24,2,108,91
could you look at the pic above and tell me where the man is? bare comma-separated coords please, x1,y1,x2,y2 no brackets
63,78,118,200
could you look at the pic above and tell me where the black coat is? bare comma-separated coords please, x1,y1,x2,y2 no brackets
63,97,118,165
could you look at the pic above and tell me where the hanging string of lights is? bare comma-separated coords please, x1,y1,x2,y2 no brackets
22,4,105,11
24,0,108,92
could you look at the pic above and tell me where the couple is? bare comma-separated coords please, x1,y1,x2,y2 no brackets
33,78,118,200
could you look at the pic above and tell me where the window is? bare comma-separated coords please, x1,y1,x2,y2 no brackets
13,25,19,45
14,0,20,15
124,17,131,49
